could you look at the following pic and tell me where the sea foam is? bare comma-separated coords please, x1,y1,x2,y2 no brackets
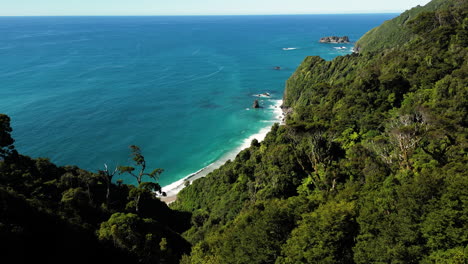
161,99,283,198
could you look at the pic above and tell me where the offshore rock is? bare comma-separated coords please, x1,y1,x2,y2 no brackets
319,36,350,43
253,100,260,108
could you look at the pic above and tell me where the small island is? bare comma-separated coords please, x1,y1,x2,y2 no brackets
319,36,350,43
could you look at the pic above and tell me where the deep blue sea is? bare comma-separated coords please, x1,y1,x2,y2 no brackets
0,15,396,189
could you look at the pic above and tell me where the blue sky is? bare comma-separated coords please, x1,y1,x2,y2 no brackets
0,0,432,16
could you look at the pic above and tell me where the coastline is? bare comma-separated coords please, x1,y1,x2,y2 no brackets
161,99,284,204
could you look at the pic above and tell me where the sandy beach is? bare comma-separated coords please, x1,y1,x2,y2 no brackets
160,99,285,205
161,195,178,204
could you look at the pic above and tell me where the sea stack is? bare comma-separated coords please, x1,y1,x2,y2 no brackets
319,36,350,43
253,100,260,108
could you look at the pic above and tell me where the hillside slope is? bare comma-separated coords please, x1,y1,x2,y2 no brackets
0,114,192,263
355,0,458,53
174,0,468,263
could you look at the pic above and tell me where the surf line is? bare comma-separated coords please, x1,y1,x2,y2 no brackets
160,99,283,201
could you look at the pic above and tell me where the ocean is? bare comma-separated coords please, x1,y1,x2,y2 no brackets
0,14,396,192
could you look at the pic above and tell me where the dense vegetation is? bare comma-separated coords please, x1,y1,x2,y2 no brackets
355,0,459,53
0,115,191,263
173,0,468,263
1,0,466,263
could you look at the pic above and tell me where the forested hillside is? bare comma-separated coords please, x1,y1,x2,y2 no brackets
0,114,192,263
1,0,466,263
173,0,468,263
354,0,456,53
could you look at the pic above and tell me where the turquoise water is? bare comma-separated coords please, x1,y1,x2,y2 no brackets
0,15,396,187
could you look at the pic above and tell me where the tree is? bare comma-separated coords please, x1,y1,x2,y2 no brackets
0,114,16,158
98,212,188,264
98,213,144,252
278,200,357,264
99,164,118,208
118,145,164,213
307,132,346,192
388,110,429,170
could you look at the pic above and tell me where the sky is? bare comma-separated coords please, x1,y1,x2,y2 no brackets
0,0,433,16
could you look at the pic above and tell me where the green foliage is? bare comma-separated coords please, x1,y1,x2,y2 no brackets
187,199,298,264
174,0,468,263
118,145,164,213
98,213,143,251
118,145,164,186
98,212,190,263
355,0,458,54
1,0,467,263
421,246,468,264
0,121,190,263
0,114,16,158
278,200,357,264
0,187,137,264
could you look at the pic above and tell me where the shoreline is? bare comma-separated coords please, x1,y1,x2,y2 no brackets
160,99,284,204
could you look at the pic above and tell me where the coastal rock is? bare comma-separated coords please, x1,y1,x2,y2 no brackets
253,100,260,109
319,36,350,43
281,105,293,116
255,92,270,98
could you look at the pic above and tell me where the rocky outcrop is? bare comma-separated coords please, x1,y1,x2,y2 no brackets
252,100,260,108
280,105,293,116
255,93,270,98
280,105,293,124
319,36,350,43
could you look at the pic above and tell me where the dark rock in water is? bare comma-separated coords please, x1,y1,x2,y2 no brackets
253,100,260,109
319,36,350,43
274,66,281,70
254,93,270,98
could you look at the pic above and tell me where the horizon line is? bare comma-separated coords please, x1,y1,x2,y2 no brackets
0,12,402,17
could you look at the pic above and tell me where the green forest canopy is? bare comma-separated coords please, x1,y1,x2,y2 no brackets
1,0,467,263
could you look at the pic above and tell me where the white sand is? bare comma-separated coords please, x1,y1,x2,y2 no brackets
160,99,284,204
